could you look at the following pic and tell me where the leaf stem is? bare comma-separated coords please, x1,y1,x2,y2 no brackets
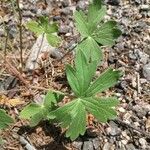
59,37,87,61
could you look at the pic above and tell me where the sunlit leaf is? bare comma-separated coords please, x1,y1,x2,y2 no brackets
0,109,13,130
85,68,121,97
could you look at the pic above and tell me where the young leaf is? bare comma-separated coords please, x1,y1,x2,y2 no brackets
45,23,59,34
20,91,64,126
44,91,64,109
75,50,97,95
46,34,61,47
51,96,119,140
75,50,88,95
20,103,47,126
0,109,14,130
77,37,102,62
20,103,42,119
51,99,86,141
29,109,47,127
26,21,44,35
66,64,81,96
85,68,120,97
74,11,89,38
82,97,119,122
93,21,122,46
88,5,106,32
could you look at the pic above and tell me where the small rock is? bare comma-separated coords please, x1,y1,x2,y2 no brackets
133,105,148,118
82,140,94,150
103,142,114,150
72,141,83,150
125,144,137,150
140,5,150,11
118,107,126,113
77,1,87,10
59,26,70,34
139,138,147,149
143,62,150,81
8,24,18,39
121,140,128,145
135,0,142,5
23,10,35,17
145,118,150,130
92,138,101,149
60,8,71,15
106,121,121,136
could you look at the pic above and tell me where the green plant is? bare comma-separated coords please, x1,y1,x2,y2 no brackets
0,109,14,130
0,109,14,144
20,91,64,126
74,0,121,62
20,0,121,141
27,16,61,47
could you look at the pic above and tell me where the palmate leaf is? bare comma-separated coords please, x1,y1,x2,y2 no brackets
27,21,44,35
74,11,89,38
27,18,61,47
88,4,106,32
77,37,103,62
66,65,81,96
20,91,64,126
93,21,122,46
45,23,59,34
85,68,121,97
0,109,14,130
82,97,119,122
66,50,97,96
50,99,86,141
51,97,118,140
75,50,97,95
46,34,61,47
20,103,46,126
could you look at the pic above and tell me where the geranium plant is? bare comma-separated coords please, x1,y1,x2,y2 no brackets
20,0,122,141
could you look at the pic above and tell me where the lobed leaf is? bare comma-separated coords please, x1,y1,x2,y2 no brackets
45,23,59,34
88,5,106,32
46,34,61,47
20,103,42,119
20,91,64,126
74,11,89,38
94,21,122,46
77,37,102,62
26,21,44,35
51,99,86,141
75,50,97,96
44,91,64,109
82,97,119,122
0,109,14,130
85,68,121,97
66,65,81,96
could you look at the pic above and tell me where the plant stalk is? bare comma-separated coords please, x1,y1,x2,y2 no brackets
16,0,23,71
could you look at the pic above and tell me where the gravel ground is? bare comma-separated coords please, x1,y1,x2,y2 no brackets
0,0,150,150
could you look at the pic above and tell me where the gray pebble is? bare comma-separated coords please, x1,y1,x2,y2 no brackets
143,62,150,81
72,141,83,150
125,144,137,150
92,138,101,149
77,1,87,10
107,121,121,136
83,140,94,150
103,142,113,150
140,5,150,11
60,8,71,15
